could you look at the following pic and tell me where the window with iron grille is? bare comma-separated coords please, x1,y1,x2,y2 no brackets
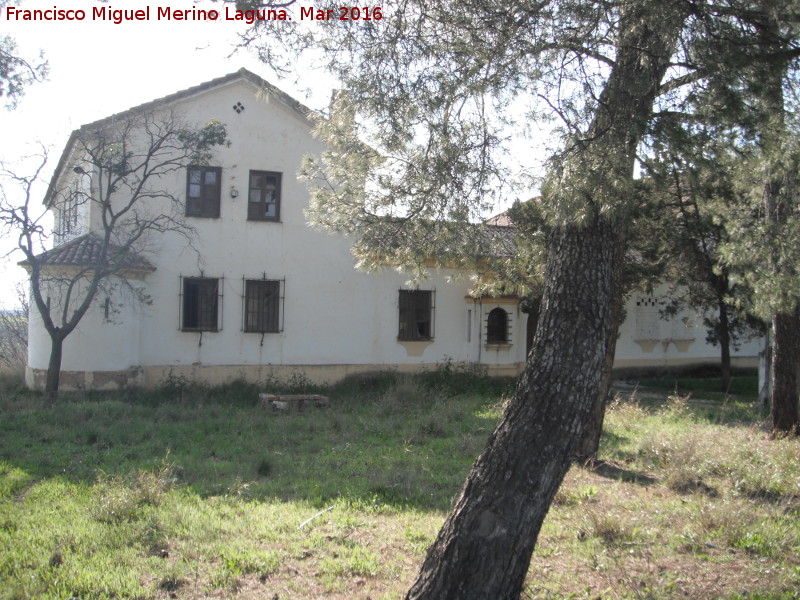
186,166,221,218
55,199,79,241
398,290,434,341
182,278,219,331
244,279,282,332
247,170,281,221
486,307,509,344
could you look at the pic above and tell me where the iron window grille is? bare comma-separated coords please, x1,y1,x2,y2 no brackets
242,277,284,333
398,289,435,341
486,307,510,344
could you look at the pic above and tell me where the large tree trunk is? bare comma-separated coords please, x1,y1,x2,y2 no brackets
406,5,684,597
771,308,800,434
757,13,800,435
407,217,625,600
574,243,626,463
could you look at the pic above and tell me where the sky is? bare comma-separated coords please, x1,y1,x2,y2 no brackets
0,0,338,308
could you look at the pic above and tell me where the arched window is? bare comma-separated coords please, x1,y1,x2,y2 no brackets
486,307,508,344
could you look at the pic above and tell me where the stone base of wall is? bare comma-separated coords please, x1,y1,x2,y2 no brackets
26,355,760,391
26,366,145,390
25,362,526,391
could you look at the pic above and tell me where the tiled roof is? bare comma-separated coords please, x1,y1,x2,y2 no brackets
482,223,517,256
19,233,156,272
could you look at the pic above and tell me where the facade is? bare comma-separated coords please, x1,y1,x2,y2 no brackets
25,69,762,390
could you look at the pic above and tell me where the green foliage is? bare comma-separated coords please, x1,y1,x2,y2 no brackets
249,1,699,273
0,17,48,109
178,119,231,164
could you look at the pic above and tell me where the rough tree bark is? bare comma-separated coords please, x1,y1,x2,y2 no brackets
574,240,626,463
406,4,685,597
771,309,800,433
407,218,625,599
759,15,800,434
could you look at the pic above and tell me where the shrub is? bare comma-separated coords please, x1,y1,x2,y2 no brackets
93,457,175,523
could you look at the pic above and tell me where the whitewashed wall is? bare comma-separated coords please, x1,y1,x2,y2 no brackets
614,284,763,369
26,75,761,389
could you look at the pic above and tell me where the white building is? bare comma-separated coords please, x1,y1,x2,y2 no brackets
24,69,762,390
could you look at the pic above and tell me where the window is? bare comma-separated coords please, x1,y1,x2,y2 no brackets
398,290,434,341
182,278,219,331
186,166,221,218
244,279,282,333
248,170,281,221
55,200,79,242
486,307,509,344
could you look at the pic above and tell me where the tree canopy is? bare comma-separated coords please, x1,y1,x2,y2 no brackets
233,0,800,596
0,0,47,109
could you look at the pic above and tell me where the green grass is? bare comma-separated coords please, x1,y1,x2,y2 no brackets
1,372,798,599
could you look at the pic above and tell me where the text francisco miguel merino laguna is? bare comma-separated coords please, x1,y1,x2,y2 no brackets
3,4,380,23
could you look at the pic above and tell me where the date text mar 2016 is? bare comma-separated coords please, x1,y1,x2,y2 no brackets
300,6,383,20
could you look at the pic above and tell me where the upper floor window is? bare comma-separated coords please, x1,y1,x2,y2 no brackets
244,279,282,333
186,166,221,218
398,290,434,341
55,200,80,242
182,277,220,331
248,170,281,221
486,307,509,344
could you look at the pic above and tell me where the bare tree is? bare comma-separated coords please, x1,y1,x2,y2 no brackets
0,282,28,372
1,112,228,394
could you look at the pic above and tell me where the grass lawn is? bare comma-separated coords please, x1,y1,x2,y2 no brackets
1,370,798,599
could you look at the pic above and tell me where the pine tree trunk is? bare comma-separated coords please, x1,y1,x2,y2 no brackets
574,242,626,463
755,14,799,435
406,217,624,600
405,4,684,597
771,308,800,434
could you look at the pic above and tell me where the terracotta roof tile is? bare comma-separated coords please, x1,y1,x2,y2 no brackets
20,233,156,272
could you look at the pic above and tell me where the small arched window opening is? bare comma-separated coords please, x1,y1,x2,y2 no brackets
486,307,509,344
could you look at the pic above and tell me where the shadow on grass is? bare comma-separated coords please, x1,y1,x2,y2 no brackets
0,373,508,512
583,459,658,486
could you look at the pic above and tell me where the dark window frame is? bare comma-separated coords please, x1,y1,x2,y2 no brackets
398,289,434,341
486,307,509,344
181,277,221,332
243,278,283,333
186,166,222,218
247,170,282,221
